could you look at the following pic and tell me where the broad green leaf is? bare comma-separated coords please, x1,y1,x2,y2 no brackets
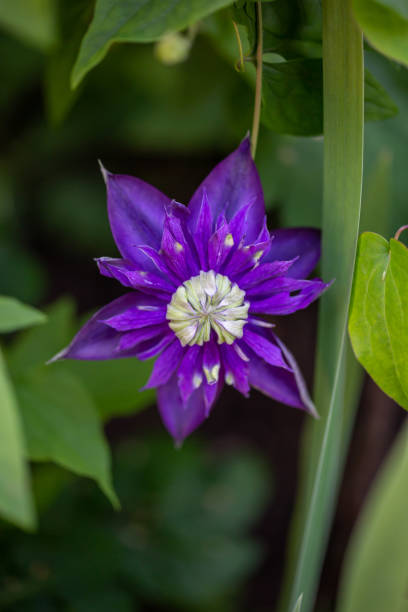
337,420,408,612
0,0,58,51
0,349,35,529
71,0,235,87
352,0,408,67
15,366,118,507
7,298,154,420
349,232,408,409
0,295,46,333
66,359,154,421
262,60,397,136
6,298,76,375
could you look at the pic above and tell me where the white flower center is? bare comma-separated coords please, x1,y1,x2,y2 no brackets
166,270,249,346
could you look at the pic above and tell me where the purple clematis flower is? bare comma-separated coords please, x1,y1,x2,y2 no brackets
54,137,330,443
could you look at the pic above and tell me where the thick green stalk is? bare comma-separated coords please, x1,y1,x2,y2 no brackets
287,1,364,610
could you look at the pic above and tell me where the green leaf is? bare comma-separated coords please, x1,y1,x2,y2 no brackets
0,349,35,529
352,0,408,68
285,1,365,610
15,365,119,507
0,0,58,51
337,420,408,612
349,232,408,408
71,0,235,88
261,60,397,136
66,359,154,421
292,594,303,612
6,298,76,375
44,0,93,125
0,295,46,333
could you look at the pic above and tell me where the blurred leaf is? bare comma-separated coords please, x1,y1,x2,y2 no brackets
262,60,397,136
0,244,48,306
0,349,35,530
349,232,408,409
44,0,93,125
7,298,154,421
1,436,269,611
66,359,154,421
7,299,76,376
352,0,408,67
292,594,304,612
0,0,58,51
15,366,118,507
0,296,46,333
364,69,399,120
71,0,235,87
262,59,323,136
337,420,408,612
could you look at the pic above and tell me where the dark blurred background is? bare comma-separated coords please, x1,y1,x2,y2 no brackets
1,3,408,610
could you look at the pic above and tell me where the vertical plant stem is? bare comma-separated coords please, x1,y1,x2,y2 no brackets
251,0,263,159
287,1,364,610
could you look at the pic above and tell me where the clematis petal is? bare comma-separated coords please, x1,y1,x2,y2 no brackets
249,279,330,315
157,375,210,444
194,191,212,269
188,136,265,243
101,164,170,264
264,228,321,278
117,323,169,352
220,344,249,395
242,327,290,370
237,259,298,289
202,342,221,386
96,257,176,295
143,338,185,388
102,301,167,331
177,345,203,402
51,294,148,361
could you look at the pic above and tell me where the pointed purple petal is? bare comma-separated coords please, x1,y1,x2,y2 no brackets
238,259,298,289
242,327,290,370
249,279,330,315
117,323,169,352
177,345,203,403
188,137,265,243
157,375,209,443
134,332,174,360
102,166,170,263
52,294,144,361
194,191,212,270
144,338,184,388
96,257,176,295
102,301,167,331
264,228,321,278
208,217,234,270
219,344,249,395
202,342,220,385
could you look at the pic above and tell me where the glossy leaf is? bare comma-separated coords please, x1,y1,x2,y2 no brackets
262,60,397,136
337,420,408,612
71,0,235,87
15,366,119,507
0,295,46,333
0,349,35,529
349,232,408,408
352,0,408,67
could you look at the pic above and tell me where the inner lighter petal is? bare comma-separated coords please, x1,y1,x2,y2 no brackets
166,270,249,346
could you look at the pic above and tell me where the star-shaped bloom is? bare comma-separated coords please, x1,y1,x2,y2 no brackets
54,138,330,443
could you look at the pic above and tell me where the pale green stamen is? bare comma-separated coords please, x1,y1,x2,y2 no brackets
166,270,249,346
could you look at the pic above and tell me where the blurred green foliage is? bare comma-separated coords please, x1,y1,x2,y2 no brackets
0,437,270,612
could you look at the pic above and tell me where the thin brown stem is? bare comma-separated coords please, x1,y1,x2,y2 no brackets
251,1,263,159
394,225,408,241
232,20,245,71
